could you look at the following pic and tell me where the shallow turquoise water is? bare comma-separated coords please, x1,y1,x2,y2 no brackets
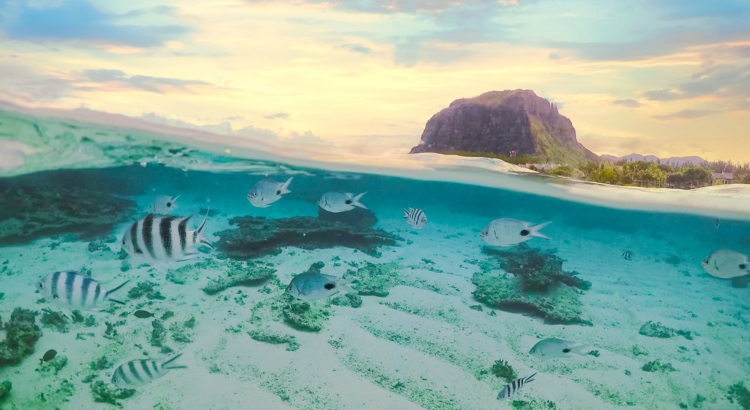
1,113,750,410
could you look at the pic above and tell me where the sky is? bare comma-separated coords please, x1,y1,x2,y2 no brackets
0,0,749,162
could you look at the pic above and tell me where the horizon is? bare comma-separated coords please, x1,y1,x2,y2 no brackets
0,0,749,162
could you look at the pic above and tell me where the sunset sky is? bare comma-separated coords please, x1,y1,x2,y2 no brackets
1,0,749,161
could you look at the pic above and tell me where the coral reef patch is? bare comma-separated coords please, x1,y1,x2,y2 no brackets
0,308,43,368
214,216,401,260
317,206,378,229
247,328,300,351
202,261,276,294
639,321,693,340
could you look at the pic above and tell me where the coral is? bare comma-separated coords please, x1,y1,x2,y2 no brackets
214,216,401,260
90,356,112,370
39,355,68,374
329,293,363,308
0,179,136,246
169,318,194,344
0,380,11,402
90,380,135,407
41,309,69,333
151,320,167,347
641,360,676,373
491,359,517,383
631,345,649,357
202,261,276,294
483,244,591,292
247,328,300,351
0,308,43,368
344,262,402,297
128,281,164,300
283,298,330,332
728,382,750,410
317,206,378,229
639,321,692,340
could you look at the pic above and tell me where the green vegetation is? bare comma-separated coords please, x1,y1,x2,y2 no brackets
491,359,517,383
728,382,750,409
641,360,676,373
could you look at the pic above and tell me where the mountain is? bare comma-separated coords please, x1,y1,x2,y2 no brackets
409,90,598,164
601,154,706,166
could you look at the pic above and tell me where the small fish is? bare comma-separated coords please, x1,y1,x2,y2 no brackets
318,192,368,213
111,354,187,388
122,209,212,268
134,310,152,319
479,219,551,247
529,338,590,361
40,349,57,365
701,249,749,279
403,208,428,229
287,270,357,301
150,196,180,215
497,373,536,401
715,219,721,228
36,271,128,310
247,177,293,208
622,251,632,261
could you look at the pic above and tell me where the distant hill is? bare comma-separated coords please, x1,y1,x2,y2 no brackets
409,90,598,164
601,153,706,166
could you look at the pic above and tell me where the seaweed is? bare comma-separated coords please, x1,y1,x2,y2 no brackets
728,382,750,410
214,216,401,260
641,360,675,373
0,308,43,368
247,328,300,351
491,359,517,383
202,261,276,294
639,321,692,340
90,380,135,407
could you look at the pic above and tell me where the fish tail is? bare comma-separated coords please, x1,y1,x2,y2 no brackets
338,277,358,294
569,344,593,356
196,208,213,250
105,280,130,302
163,353,187,370
529,221,552,239
351,192,368,209
403,208,409,219
280,177,293,195
524,373,537,384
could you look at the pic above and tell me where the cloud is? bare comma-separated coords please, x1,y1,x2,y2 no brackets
0,0,191,47
337,43,371,54
284,130,331,145
612,99,641,108
236,124,279,142
650,109,715,120
138,113,234,135
82,69,211,94
263,112,290,119
642,89,685,101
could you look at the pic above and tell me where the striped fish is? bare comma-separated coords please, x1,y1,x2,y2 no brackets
36,271,128,310
122,209,213,267
497,373,536,401
111,354,187,388
403,208,428,229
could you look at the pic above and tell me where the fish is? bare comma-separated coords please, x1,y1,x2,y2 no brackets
36,271,128,310
247,177,293,208
318,192,368,213
111,353,187,388
403,208,428,229
121,209,213,268
287,270,357,301
150,196,180,215
40,349,57,365
701,249,750,279
529,338,590,361
134,310,152,319
622,251,632,261
715,219,721,228
497,373,536,401
479,219,552,247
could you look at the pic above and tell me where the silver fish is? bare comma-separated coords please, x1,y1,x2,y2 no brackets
318,192,367,213
122,210,212,268
479,219,551,247
529,338,589,361
150,196,180,215
247,177,293,208
36,271,128,310
701,249,749,279
497,373,536,401
287,270,356,301
403,208,427,229
111,354,187,388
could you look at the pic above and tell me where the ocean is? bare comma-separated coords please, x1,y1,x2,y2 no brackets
1,108,750,410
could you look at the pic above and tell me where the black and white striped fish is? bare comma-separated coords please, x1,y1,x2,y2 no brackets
36,271,128,310
121,210,213,267
111,353,187,388
403,208,428,229
497,373,536,401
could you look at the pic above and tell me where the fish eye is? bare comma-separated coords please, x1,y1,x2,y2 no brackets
37,282,44,289
167,202,172,207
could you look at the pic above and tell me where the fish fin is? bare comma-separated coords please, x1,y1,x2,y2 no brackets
162,353,187,370
351,192,368,209
279,177,293,195
105,280,130,301
529,221,552,239
195,208,213,250
171,195,180,209
524,373,537,383
108,298,126,305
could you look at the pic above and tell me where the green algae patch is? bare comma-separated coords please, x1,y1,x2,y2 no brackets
491,359,517,383
641,360,676,373
639,321,693,340
247,328,300,351
249,293,331,332
201,260,276,294
0,380,11,402
728,382,750,410
330,293,363,308
90,380,135,407
345,261,401,297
